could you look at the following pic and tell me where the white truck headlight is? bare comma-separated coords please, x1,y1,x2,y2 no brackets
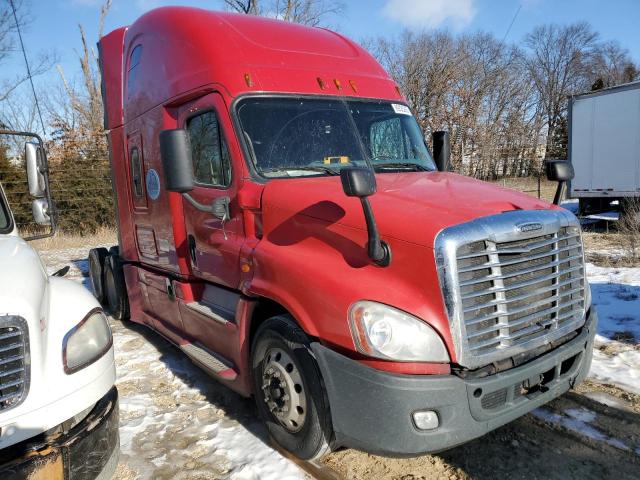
348,301,450,362
63,309,113,374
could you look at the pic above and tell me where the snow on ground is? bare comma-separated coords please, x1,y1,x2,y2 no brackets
42,246,306,480
531,407,632,452
587,263,640,394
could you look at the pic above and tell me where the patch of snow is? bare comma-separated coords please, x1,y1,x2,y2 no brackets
564,407,596,423
587,263,640,394
532,407,631,452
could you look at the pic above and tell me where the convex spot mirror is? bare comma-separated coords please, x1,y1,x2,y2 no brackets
159,129,195,193
25,141,46,197
545,160,574,182
32,198,51,226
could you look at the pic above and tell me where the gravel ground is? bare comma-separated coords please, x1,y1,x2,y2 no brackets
39,244,640,480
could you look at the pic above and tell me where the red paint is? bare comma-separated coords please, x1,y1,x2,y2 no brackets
99,7,558,398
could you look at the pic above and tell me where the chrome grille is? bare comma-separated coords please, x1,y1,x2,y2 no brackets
436,210,587,369
0,316,29,412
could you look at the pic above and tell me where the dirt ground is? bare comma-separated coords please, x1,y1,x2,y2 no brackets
321,386,640,480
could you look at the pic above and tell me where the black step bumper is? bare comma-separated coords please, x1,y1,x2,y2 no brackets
0,387,119,480
312,309,597,456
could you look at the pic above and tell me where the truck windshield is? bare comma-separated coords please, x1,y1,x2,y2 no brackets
236,97,436,178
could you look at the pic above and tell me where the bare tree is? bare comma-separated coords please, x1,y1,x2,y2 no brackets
522,22,599,158
590,40,638,90
53,0,111,152
224,0,343,27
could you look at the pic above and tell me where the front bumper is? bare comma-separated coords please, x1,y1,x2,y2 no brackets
0,387,119,480
312,308,597,456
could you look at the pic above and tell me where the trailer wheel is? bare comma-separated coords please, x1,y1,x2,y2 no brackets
104,255,130,321
251,315,333,460
88,247,109,304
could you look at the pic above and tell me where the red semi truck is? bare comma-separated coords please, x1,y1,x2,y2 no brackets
93,7,596,459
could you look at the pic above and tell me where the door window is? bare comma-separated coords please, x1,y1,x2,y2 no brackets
127,45,142,99
187,111,231,187
130,147,144,198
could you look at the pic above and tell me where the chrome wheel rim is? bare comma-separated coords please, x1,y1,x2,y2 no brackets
261,347,307,433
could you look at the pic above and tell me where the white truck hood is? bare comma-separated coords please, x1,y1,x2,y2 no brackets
0,235,48,320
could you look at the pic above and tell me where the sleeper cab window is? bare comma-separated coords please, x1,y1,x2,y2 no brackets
187,111,231,187
127,45,142,98
130,147,143,197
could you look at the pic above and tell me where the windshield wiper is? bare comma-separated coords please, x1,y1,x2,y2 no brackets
372,162,432,172
262,166,339,176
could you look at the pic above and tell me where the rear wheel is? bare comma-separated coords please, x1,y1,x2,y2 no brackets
104,255,130,321
251,315,333,460
88,247,109,304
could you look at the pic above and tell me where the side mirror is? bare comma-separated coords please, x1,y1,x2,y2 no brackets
159,129,194,193
340,167,391,267
340,166,376,198
545,160,574,206
32,198,51,225
545,160,574,182
432,131,450,172
25,142,46,197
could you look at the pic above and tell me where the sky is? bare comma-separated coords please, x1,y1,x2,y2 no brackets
4,0,640,99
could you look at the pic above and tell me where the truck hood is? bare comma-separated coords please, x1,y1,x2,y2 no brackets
0,235,48,318
261,172,555,247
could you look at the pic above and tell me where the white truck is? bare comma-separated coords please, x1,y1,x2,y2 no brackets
0,130,119,479
569,81,640,214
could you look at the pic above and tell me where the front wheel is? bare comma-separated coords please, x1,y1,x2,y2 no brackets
251,315,334,460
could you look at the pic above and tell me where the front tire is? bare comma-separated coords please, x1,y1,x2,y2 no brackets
251,315,334,460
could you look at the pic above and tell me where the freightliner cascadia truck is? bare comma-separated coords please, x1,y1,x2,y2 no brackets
93,7,596,459
0,131,119,478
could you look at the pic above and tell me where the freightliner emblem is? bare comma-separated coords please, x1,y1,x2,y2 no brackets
516,222,543,233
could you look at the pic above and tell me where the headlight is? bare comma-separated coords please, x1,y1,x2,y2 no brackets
63,309,113,374
348,301,450,362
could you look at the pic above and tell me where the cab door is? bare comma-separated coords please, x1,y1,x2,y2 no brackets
178,93,244,289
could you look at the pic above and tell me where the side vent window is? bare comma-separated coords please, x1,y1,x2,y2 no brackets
187,111,232,187
130,147,143,197
127,45,143,98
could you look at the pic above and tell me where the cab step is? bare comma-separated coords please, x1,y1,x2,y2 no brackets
179,342,237,381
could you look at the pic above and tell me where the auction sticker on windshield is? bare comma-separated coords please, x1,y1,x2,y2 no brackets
392,104,411,115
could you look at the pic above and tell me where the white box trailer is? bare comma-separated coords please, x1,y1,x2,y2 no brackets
569,81,640,212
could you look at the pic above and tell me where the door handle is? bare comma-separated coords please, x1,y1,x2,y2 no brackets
183,194,230,221
188,234,197,266
212,196,231,221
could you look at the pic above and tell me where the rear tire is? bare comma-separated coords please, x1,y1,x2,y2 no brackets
104,255,130,321
251,315,333,460
88,247,109,304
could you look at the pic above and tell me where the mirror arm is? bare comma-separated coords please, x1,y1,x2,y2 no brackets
360,197,391,267
183,193,213,213
553,181,565,206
